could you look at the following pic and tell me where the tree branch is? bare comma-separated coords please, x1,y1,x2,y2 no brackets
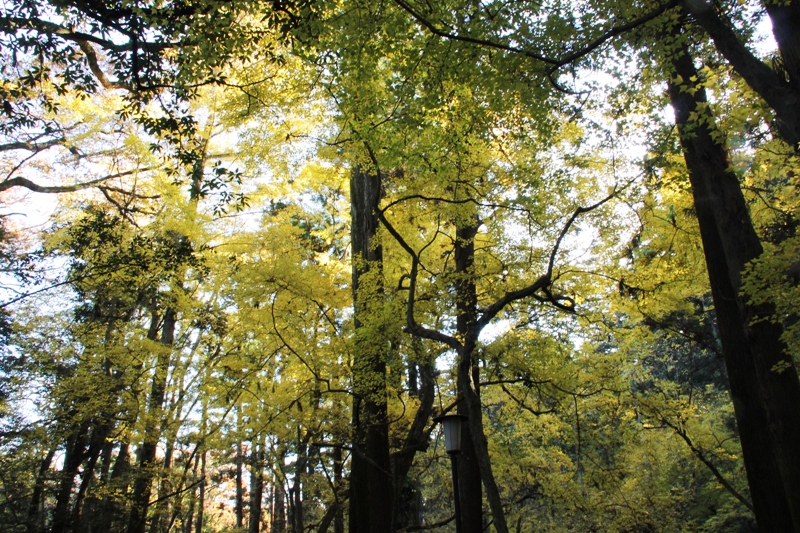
0,136,66,153
475,189,617,330
0,167,156,194
0,16,180,53
375,208,462,350
682,1,800,147
662,418,755,513
76,40,130,90
393,0,679,74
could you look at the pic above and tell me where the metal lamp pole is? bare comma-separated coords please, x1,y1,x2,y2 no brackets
434,414,468,533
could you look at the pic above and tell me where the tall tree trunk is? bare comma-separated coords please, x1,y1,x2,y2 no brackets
248,442,264,533
332,447,344,533
455,216,494,533
293,430,307,533
764,0,800,88
272,473,286,533
683,1,800,147
391,336,435,530
51,427,89,533
85,438,115,533
236,405,245,529
195,448,207,533
128,307,176,533
349,169,394,533
148,437,175,533
667,34,800,532
101,440,132,533
71,424,110,532
26,445,56,533
183,454,199,533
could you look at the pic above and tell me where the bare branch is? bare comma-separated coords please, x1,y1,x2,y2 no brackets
476,189,617,330
392,0,679,74
0,16,181,53
0,136,66,153
76,40,130,90
375,207,461,350
0,167,156,194
662,418,755,513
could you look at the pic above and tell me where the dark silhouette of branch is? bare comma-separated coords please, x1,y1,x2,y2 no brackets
0,167,156,194
475,190,618,330
392,0,679,75
76,40,130,90
661,417,755,513
0,16,180,53
0,136,66,153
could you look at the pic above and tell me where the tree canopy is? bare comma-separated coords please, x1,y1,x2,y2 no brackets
1,0,800,531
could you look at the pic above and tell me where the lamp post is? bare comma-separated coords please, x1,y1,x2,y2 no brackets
434,414,468,533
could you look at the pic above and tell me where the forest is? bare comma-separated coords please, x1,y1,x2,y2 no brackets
1,0,799,531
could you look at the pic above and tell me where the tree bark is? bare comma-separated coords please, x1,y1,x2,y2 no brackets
454,219,486,533
391,337,434,530
667,34,800,532
196,448,207,533
236,408,245,529
272,471,286,533
26,445,56,533
392,337,436,529
183,454,199,533
127,307,176,533
248,442,264,533
148,436,175,533
332,447,344,533
70,423,111,532
684,0,800,148
349,169,394,533
51,427,89,533
764,0,800,87
293,429,307,533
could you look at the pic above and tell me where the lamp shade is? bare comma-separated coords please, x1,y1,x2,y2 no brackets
433,414,468,454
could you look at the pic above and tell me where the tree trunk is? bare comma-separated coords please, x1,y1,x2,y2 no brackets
70,423,110,532
684,1,800,147
763,0,800,88
148,436,175,533
349,169,394,533
26,445,56,533
196,448,207,533
248,442,264,533
667,34,800,532
391,337,434,530
183,454,199,533
332,447,344,533
51,427,89,533
454,219,484,533
293,430,306,533
236,406,245,529
128,307,176,533
272,474,286,533
100,440,132,533
454,216,509,533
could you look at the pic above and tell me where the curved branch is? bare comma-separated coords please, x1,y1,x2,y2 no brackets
682,1,800,147
76,40,130,90
0,16,180,53
0,136,66,153
476,190,616,329
0,167,156,194
661,417,755,513
374,208,461,350
393,0,679,73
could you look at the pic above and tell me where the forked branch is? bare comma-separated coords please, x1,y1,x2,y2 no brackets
393,0,679,75
475,190,617,330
